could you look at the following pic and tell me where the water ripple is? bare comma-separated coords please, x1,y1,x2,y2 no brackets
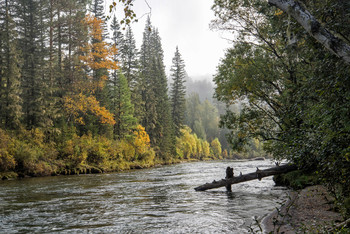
0,160,288,233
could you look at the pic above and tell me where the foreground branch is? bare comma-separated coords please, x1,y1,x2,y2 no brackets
194,164,297,191
268,0,350,64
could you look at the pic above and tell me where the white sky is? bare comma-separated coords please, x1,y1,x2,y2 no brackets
105,0,232,80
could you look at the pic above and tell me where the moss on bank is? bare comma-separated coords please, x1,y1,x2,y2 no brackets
273,170,319,190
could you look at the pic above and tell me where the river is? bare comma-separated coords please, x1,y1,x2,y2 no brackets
0,160,289,233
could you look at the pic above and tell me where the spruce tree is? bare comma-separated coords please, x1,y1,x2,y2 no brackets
138,18,175,158
109,16,137,139
121,26,142,123
151,29,175,158
139,17,157,140
38,0,57,128
90,0,104,19
185,93,202,131
170,46,186,137
89,0,108,40
109,72,137,139
17,0,50,128
110,15,124,64
121,26,139,89
59,0,88,95
0,0,22,129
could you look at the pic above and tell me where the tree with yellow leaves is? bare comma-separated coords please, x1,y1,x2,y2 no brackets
79,14,118,93
63,14,118,133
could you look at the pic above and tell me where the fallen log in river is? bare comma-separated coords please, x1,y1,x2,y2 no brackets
194,164,297,191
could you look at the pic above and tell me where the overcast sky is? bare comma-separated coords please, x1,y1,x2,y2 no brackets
106,0,232,80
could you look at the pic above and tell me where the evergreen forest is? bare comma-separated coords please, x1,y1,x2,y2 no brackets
0,0,237,178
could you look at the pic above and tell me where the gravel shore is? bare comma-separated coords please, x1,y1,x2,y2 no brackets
262,185,343,233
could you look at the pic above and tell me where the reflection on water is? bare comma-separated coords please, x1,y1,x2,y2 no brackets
0,160,289,233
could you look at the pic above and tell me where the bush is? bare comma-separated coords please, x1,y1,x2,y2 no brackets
274,170,319,190
0,129,16,171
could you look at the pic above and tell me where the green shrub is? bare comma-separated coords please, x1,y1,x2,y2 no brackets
274,170,319,190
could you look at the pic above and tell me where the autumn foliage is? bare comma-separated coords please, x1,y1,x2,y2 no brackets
64,15,118,126
133,125,151,155
64,93,115,125
79,15,118,88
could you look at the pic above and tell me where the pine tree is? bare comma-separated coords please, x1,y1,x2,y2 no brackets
138,18,175,157
139,17,157,140
109,72,137,139
0,0,22,129
109,16,137,139
110,15,124,64
120,26,142,123
89,0,107,40
17,0,51,128
121,26,139,89
152,29,175,158
170,46,186,137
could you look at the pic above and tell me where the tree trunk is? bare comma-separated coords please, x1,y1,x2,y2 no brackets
194,164,297,191
268,0,350,64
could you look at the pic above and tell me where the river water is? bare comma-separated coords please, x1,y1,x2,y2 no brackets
0,160,289,233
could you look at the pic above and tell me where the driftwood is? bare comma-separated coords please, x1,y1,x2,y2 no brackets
194,164,297,191
225,167,234,192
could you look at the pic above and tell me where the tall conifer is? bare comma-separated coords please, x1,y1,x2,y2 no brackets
109,72,137,139
139,19,174,157
121,26,142,121
139,17,157,139
110,15,124,64
17,0,50,128
0,0,22,129
170,46,186,137
121,26,139,89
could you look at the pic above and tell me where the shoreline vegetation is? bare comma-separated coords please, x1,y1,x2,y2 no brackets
0,127,264,181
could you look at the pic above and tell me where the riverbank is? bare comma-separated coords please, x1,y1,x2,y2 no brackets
1,156,266,180
1,127,247,180
0,158,189,180
262,185,343,233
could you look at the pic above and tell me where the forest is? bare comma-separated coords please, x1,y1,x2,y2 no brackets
0,0,258,179
211,0,350,217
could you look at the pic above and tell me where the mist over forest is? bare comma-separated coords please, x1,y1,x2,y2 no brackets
185,75,214,102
